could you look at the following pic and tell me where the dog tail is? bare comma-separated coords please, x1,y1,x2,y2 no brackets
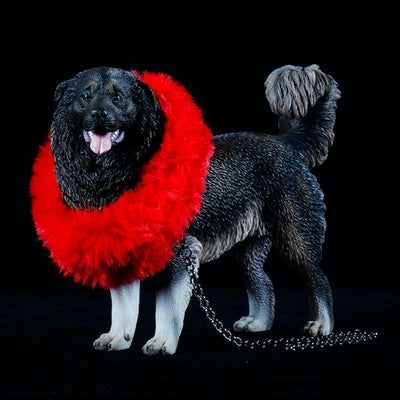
264,64,341,168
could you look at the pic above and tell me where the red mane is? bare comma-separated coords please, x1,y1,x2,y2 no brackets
30,72,214,289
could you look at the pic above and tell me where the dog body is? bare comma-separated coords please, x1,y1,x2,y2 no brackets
32,65,340,355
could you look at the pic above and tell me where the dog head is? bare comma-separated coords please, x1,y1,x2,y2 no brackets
50,67,165,209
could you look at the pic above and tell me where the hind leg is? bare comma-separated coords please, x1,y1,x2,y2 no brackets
274,193,334,335
282,255,333,335
233,237,275,333
301,270,334,335
283,247,333,336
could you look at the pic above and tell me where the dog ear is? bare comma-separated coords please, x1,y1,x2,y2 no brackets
135,79,159,105
54,79,72,105
135,79,165,132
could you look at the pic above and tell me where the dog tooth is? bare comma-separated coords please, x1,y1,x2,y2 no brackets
83,130,94,143
114,130,125,143
111,129,122,142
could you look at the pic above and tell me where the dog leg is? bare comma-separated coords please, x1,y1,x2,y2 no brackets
274,190,334,336
233,237,275,332
142,236,202,355
301,270,334,335
285,251,334,336
93,280,140,351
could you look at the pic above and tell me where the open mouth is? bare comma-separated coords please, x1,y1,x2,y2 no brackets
83,129,125,155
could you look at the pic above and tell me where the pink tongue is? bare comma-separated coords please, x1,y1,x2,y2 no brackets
90,132,112,154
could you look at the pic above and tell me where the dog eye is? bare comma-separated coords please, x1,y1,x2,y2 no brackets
81,88,92,101
112,93,122,103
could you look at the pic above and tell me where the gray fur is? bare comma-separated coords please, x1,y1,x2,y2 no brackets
233,237,275,332
265,64,341,168
199,200,266,263
265,64,331,118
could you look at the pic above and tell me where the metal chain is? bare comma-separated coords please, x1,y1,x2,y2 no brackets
181,246,379,351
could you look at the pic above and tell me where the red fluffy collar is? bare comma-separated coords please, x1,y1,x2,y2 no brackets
30,71,214,289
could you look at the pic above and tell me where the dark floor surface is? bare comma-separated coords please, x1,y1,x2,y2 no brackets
1,281,398,398
2,2,399,397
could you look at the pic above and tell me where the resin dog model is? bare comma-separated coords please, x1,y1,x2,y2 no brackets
30,64,340,355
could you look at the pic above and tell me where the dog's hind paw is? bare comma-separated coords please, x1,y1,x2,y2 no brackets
302,320,332,336
233,316,270,332
142,336,178,356
93,332,133,351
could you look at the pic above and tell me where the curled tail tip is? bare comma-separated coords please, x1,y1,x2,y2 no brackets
264,64,340,118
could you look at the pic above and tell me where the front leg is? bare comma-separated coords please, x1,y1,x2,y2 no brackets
93,280,140,351
142,236,202,356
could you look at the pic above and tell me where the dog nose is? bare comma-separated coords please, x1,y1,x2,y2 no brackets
91,109,108,121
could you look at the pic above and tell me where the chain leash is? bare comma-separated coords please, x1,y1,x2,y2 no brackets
181,246,379,351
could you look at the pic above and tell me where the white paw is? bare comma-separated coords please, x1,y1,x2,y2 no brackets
93,331,133,351
233,316,269,332
302,320,332,336
142,336,178,356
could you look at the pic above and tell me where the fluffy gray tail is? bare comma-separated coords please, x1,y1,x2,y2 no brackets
264,64,341,168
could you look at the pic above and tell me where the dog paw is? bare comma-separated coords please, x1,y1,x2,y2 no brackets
93,331,133,351
302,320,332,336
233,316,269,332
142,336,178,356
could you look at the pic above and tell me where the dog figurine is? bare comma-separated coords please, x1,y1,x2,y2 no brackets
30,64,340,355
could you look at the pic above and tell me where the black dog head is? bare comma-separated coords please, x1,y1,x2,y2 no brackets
51,67,165,209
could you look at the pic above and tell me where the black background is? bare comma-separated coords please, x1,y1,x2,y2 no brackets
1,2,399,398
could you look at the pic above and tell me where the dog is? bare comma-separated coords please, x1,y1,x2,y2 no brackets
30,64,340,355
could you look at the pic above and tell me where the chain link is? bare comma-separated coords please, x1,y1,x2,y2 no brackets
182,247,379,351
